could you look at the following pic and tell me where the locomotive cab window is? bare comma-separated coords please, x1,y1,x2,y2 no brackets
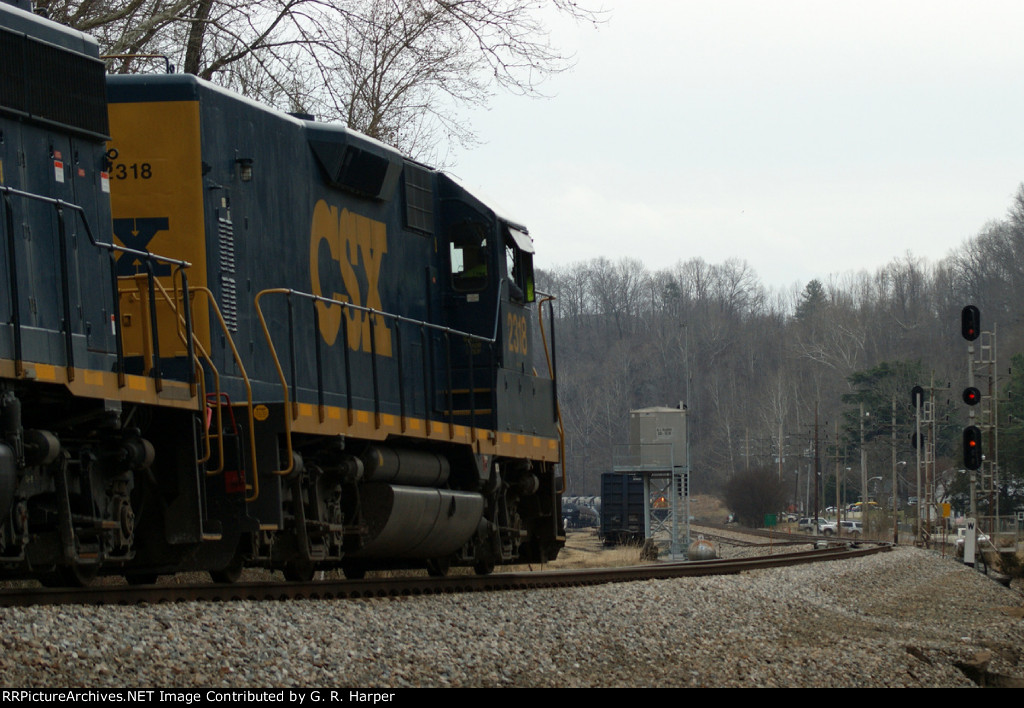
505,226,535,303
449,219,489,292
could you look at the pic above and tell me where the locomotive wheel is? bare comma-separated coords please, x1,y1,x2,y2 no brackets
209,555,244,584
41,563,99,587
473,559,495,576
425,557,450,577
283,560,315,582
342,564,366,580
125,573,159,585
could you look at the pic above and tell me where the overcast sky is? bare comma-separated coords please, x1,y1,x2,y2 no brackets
451,0,1024,292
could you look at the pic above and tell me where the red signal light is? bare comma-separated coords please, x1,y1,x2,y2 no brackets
963,426,982,470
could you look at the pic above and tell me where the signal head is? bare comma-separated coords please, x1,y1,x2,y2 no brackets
962,387,981,405
961,305,981,341
963,426,983,470
911,385,925,409
909,431,926,450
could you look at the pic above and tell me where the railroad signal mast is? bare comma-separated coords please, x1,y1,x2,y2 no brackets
961,305,998,533
910,383,940,545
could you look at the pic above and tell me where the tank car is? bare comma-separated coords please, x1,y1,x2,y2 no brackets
0,0,564,584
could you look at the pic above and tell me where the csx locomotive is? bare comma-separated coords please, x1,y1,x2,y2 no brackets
0,0,563,584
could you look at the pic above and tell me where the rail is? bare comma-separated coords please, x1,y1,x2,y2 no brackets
0,542,892,606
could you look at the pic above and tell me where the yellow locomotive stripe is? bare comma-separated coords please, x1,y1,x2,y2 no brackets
0,358,200,410
0,357,559,461
34,364,56,381
286,403,559,461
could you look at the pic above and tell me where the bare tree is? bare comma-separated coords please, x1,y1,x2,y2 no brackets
42,0,602,160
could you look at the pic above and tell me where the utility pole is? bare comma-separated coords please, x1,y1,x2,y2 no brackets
835,420,841,530
892,395,898,544
860,403,868,533
914,391,922,545
778,420,783,481
814,403,820,524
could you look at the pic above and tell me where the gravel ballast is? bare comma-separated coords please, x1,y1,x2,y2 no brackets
0,546,1021,688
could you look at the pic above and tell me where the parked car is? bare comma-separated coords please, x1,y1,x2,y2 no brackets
822,520,862,537
797,517,828,533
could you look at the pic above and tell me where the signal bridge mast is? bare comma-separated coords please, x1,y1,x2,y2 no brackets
911,380,946,546
918,387,936,543
961,305,998,536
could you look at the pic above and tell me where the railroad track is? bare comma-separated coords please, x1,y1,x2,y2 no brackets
0,542,891,607
689,525,805,548
694,522,879,545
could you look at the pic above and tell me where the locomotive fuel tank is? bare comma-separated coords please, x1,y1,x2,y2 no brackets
352,484,485,558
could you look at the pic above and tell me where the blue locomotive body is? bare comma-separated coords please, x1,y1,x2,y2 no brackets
0,1,563,583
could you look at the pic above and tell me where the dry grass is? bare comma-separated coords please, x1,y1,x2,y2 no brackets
515,528,648,571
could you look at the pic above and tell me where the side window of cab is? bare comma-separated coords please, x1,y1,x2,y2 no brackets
450,220,489,292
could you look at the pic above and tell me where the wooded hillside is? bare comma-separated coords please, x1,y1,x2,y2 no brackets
540,185,1024,515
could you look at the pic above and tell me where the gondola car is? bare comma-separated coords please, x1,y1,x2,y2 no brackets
0,0,563,584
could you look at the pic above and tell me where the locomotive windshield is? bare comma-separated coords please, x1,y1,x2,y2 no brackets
504,226,535,303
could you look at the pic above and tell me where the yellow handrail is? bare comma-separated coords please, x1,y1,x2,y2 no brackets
537,295,566,494
136,277,260,500
188,286,261,501
144,273,218,469
253,288,296,479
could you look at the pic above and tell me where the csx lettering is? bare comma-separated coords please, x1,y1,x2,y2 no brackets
506,312,528,356
310,200,392,356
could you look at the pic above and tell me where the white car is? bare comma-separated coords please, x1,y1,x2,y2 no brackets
822,520,862,537
797,517,829,533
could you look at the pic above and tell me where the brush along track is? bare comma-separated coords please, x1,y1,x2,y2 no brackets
0,542,891,607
